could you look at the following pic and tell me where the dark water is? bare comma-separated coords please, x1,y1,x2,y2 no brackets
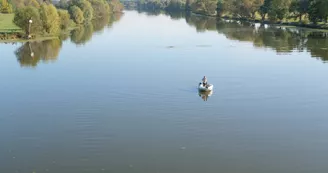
1,11,328,173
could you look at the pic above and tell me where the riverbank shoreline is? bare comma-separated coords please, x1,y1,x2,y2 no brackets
189,11,328,31
0,36,59,43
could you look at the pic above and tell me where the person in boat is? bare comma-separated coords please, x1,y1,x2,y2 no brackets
202,76,207,87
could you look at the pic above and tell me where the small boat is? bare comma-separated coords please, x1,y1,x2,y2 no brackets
198,82,213,92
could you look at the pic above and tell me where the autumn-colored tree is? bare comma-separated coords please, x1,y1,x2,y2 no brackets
0,0,13,13
70,0,93,22
58,9,71,29
11,0,40,8
108,0,124,12
39,4,60,34
191,0,218,16
89,0,111,18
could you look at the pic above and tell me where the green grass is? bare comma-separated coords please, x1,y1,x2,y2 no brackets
0,13,21,32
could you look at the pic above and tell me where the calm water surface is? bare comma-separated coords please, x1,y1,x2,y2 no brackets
1,11,328,173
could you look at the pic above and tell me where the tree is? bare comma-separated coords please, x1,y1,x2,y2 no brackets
191,0,218,16
92,14,109,32
69,5,84,24
70,23,93,44
13,6,42,35
57,0,69,9
289,0,309,22
39,4,60,34
247,0,265,19
0,0,13,13
216,0,224,16
58,9,70,29
186,0,194,10
11,0,40,8
227,0,264,18
108,0,124,12
259,0,272,21
70,0,93,22
308,0,328,23
89,0,111,18
267,0,292,21
166,0,186,11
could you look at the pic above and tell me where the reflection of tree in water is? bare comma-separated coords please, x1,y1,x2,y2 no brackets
71,13,122,44
14,14,124,67
185,13,216,32
113,13,123,22
59,32,70,41
71,23,94,45
165,11,185,20
15,39,62,67
136,9,185,20
137,9,163,16
108,13,123,28
214,19,328,61
306,36,328,61
92,15,110,33
216,20,257,42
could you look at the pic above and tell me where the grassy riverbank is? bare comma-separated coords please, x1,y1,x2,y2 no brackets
0,13,74,42
0,13,21,32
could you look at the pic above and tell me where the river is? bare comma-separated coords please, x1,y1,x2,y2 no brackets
1,10,328,173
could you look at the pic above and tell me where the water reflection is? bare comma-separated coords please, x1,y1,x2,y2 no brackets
165,11,186,20
146,10,328,62
198,90,213,101
71,23,94,45
92,16,111,33
186,12,217,32
11,11,328,67
14,14,123,67
15,39,62,67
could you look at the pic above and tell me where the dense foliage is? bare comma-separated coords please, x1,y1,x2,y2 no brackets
0,0,13,13
13,6,42,34
70,0,94,22
40,4,60,34
58,9,71,29
3,0,123,38
69,5,85,24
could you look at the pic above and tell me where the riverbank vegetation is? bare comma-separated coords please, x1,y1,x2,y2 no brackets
123,0,328,29
0,0,123,40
